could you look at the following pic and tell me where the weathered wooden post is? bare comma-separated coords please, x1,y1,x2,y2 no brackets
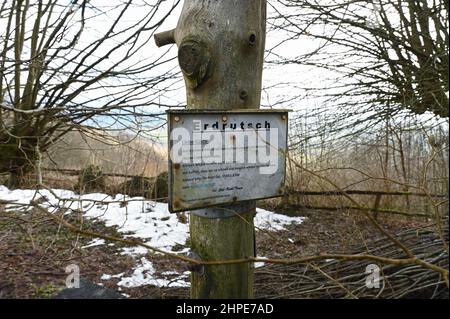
155,0,267,299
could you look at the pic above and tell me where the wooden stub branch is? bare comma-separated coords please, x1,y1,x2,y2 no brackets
155,0,267,299
154,29,176,47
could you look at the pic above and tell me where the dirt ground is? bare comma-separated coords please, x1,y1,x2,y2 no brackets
0,202,428,299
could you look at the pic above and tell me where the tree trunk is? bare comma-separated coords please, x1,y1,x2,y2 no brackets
173,0,266,110
157,0,267,299
0,136,37,188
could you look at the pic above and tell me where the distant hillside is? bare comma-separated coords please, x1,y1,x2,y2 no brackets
44,129,167,178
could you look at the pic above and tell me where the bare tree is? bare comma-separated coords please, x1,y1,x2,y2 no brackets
269,0,448,123
0,0,181,187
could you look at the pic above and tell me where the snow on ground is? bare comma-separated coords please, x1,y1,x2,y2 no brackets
116,257,191,288
0,185,305,288
82,238,106,249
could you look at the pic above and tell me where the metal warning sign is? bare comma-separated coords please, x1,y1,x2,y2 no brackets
167,109,289,212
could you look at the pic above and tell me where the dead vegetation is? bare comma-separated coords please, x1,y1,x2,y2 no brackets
0,205,135,299
255,211,448,299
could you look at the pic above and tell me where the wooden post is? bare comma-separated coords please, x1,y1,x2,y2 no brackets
155,0,267,298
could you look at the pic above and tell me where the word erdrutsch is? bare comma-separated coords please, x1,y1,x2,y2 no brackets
170,121,279,175
197,120,272,131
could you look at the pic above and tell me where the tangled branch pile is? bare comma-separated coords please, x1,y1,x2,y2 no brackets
255,220,449,299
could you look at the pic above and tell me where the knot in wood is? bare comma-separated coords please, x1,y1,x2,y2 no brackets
178,39,212,89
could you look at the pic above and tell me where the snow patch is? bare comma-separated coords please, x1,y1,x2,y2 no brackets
255,256,269,269
255,208,306,230
82,238,105,249
117,257,190,288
